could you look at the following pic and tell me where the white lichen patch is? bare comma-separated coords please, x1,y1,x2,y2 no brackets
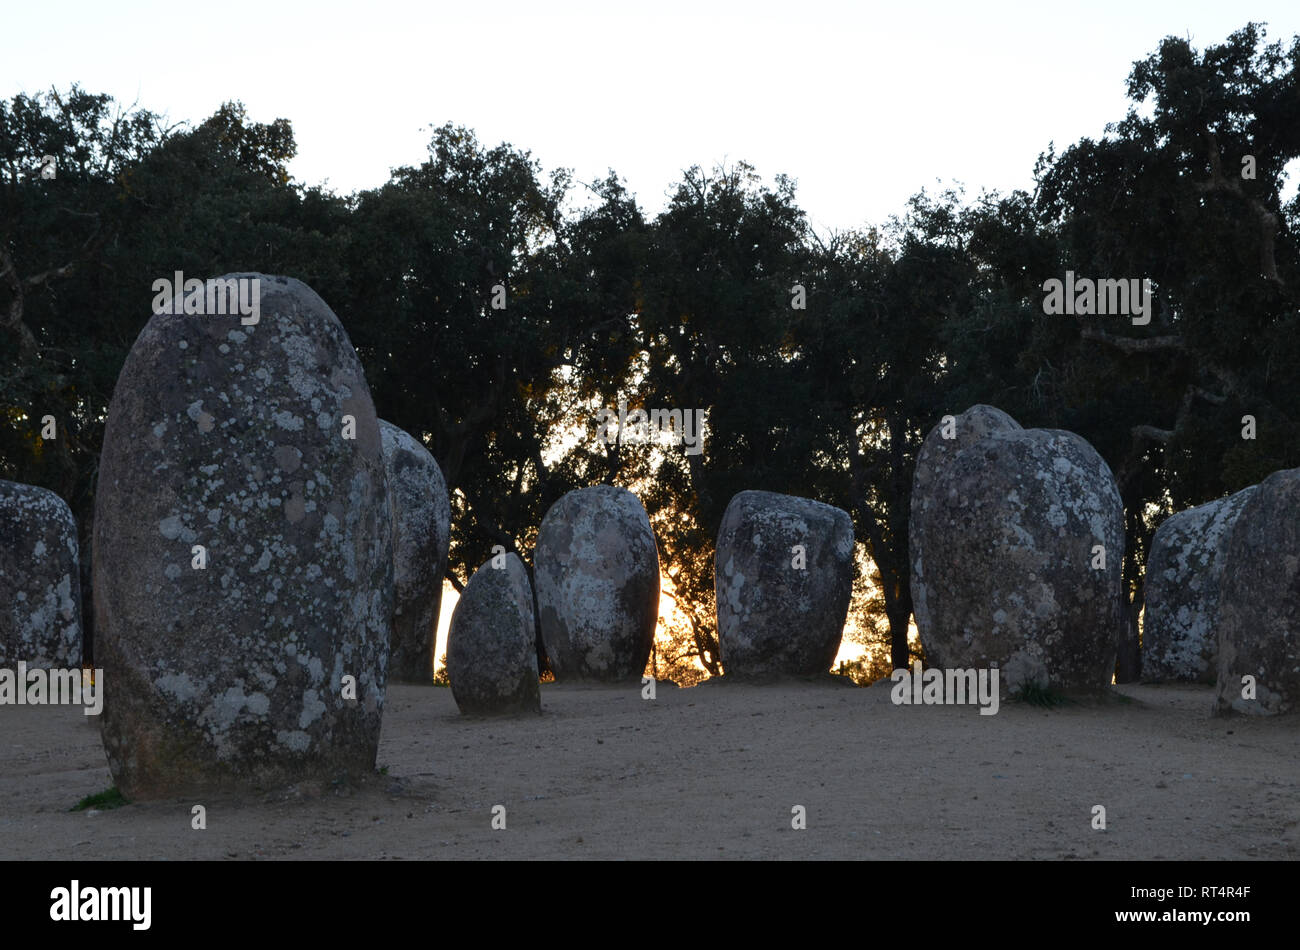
273,410,304,431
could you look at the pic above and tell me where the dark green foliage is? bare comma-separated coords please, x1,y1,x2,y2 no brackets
70,786,128,811
1012,682,1072,709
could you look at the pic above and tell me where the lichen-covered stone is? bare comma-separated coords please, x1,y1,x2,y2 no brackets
714,491,853,678
1143,487,1255,684
94,274,392,799
534,485,659,681
1215,468,1300,715
380,420,450,683
910,405,1021,642
0,480,82,668
447,554,540,715
910,408,1123,690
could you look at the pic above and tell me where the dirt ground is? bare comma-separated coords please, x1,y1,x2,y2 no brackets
1,678,1297,860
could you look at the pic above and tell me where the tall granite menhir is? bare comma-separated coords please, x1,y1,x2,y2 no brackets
447,553,541,715
909,404,1021,637
1143,487,1255,684
94,274,393,799
715,490,854,678
380,420,450,683
0,479,82,668
1215,467,1300,715
534,486,659,681
910,406,1123,691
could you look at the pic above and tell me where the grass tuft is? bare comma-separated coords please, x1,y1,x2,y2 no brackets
1013,681,1070,708
70,786,128,812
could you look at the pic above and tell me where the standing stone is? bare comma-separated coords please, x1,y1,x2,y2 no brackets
94,274,392,799
1143,487,1256,684
447,554,540,714
910,405,1021,643
715,490,854,678
0,480,82,668
1215,468,1300,715
910,408,1123,690
380,420,450,683
534,485,658,681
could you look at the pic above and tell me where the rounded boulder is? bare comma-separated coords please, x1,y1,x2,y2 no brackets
715,490,854,678
0,480,82,668
380,420,451,683
447,553,540,715
911,417,1123,690
534,486,659,681
1215,468,1300,715
1143,487,1255,684
910,405,1021,642
93,274,392,799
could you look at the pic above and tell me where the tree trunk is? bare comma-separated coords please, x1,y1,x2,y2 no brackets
1114,507,1144,683
1116,601,1141,683
888,597,912,671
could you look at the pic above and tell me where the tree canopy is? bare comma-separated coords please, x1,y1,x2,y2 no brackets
4,23,1298,682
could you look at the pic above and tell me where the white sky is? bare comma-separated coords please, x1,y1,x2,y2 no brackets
7,1,1299,234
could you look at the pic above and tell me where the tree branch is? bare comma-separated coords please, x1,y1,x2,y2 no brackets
1081,326,1185,354
1131,424,1173,443
1194,125,1283,285
21,261,76,289
0,245,41,361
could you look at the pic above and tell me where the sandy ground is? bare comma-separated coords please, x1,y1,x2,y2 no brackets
1,678,1297,860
